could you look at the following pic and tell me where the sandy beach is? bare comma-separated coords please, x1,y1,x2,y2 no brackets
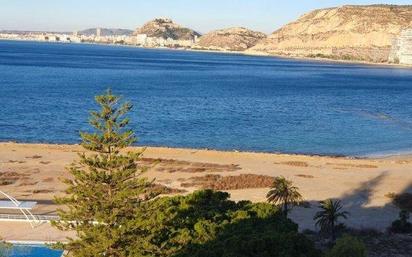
0,142,411,241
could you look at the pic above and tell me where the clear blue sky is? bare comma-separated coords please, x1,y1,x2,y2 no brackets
1,0,411,34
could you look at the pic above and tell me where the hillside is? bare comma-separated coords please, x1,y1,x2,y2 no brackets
248,5,412,63
134,18,200,40
194,27,266,51
78,28,133,36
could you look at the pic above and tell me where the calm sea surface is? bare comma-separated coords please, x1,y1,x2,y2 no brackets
1,40,412,156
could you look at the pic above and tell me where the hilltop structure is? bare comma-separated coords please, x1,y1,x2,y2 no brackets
134,18,201,48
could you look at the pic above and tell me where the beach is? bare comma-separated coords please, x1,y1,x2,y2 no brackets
1,142,411,241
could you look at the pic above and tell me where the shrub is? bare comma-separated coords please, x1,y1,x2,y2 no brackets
326,235,366,257
134,190,320,257
393,193,412,212
390,210,412,233
0,239,11,257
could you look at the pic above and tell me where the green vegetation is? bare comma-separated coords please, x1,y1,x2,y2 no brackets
325,235,366,257
387,192,412,233
266,176,303,217
53,90,155,257
0,239,11,257
134,190,320,257
388,192,412,212
49,90,385,256
391,210,412,233
51,90,322,257
313,199,349,241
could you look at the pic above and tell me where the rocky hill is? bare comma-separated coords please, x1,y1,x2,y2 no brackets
194,27,266,51
78,28,133,36
248,5,412,63
134,18,200,40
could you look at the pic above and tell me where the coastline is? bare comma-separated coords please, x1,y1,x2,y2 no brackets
1,38,411,69
1,142,411,240
2,139,412,160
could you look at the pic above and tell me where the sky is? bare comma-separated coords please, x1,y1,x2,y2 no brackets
0,0,411,34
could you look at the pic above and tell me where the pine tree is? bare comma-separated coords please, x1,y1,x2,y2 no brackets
53,90,154,257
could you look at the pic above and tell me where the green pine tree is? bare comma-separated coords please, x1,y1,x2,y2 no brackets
53,90,154,257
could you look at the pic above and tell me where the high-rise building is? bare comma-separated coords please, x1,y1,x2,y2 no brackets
390,29,412,65
96,28,101,38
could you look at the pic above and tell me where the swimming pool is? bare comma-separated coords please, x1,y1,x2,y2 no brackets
8,245,63,257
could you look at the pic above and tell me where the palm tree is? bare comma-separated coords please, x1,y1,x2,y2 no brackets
313,199,349,241
266,176,303,217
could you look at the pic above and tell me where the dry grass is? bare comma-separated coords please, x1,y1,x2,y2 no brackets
19,180,38,186
362,233,412,257
295,174,315,179
181,174,275,190
274,161,309,167
25,155,42,159
8,160,26,164
0,180,14,185
326,162,378,169
0,171,30,185
310,228,412,257
150,183,186,195
139,158,241,173
30,189,55,194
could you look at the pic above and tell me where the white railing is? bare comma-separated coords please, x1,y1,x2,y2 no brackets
0,190,40,227
0,213,59,222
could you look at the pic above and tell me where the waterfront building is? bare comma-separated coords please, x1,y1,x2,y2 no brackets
390,29,412,65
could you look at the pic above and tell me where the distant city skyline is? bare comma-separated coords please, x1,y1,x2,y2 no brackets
1,0,411,34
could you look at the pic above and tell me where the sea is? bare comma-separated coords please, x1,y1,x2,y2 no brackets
1,40,412,157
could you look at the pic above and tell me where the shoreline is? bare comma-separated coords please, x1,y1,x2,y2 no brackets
1,38,411,69
1,140,411,160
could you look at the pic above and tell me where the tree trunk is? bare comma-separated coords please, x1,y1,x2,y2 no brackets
283,202,288,217
331,220,336,242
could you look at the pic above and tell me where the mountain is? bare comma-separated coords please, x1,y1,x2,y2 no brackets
194,27,267,51
78,28,133,36
134,18,200,40
248,5,412,63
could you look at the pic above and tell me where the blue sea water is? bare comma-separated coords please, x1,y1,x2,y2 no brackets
9,245,62,257
1,40,412,156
